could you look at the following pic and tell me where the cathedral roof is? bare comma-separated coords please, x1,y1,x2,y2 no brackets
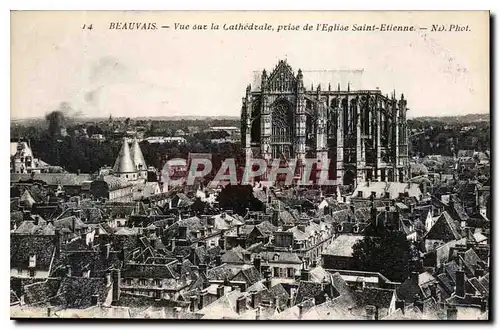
113,138,136,174
130,138,146,171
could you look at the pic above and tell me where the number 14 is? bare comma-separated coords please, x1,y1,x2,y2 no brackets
82,24,93,30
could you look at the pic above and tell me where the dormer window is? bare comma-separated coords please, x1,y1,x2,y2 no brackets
29,255,36,268
273,254,279,261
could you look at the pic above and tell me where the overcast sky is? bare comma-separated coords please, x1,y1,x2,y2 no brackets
11,11,489,119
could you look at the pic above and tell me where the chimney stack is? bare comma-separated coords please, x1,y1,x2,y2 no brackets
455,270,465,298
395,299,405,314
236,296,246,314
111,268,121,303
216,285,224,299
251,292,261,309
189,296,198,312
298,304,304,320
199,263,207,276
199,291,208,310
446,306,458,320
253,255,262,272
54,228,61,256
215,253,222,266
91,294,99,306
410,271,419,285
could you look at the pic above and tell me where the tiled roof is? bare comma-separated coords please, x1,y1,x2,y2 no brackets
323,235,364,257
51,277,110,308
259,251,302,264
11,173,93,187
11,235,55,271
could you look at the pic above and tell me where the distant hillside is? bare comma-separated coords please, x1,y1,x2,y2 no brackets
411,113,489,123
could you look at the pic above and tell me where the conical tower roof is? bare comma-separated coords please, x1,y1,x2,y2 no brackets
113,138,136,173
130,138,147,171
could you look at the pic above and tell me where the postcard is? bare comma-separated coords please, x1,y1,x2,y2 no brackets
10,10,490,320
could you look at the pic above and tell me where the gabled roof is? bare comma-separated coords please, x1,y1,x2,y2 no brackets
424,211,462,241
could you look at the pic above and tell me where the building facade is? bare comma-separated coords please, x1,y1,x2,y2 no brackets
241,60,409,187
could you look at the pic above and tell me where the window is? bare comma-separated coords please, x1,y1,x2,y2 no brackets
29,269,36,277
17,268,22,275
358,191,363,198
287,268,294,278
273,267,279,277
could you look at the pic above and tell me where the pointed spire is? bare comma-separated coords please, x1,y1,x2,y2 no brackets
337,83,340,92
311,83,314,91
113,138,136,174
328,83,331,91
347,83,350,92
401,93,405,100
130,138,147,171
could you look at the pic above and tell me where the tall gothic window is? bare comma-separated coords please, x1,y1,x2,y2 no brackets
271,99,293,159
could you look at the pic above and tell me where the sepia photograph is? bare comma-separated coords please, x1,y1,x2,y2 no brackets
9,10,490,320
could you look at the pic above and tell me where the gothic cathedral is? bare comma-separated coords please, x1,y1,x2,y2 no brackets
241,60,409,187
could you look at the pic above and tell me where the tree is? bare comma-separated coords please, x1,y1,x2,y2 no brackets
352,230,410,282
217,185,263,216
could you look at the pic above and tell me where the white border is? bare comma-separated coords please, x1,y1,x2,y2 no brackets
2,1,497,329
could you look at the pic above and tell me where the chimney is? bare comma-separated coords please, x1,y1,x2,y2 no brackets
251,292,261,309
365,305,376,320
176,261,183,276
216,285,224,299
253,256,262,272
54,228,61,256
106,272,112,287
111,268,121,303
429,283,437,299
395,299,405,314
480,298,488,313
446,306,458,320
236,296,246,314
91,294,99,306
455,270,465,298
190,245,198,265
264,275,271,289
189,296,198,312
178,226,187,240
287,296,293,307
120,247,127,262
47,307,52,317
215,254,222,266
105,243,111,259
218,236,226,250
298,304,304,320
199,291,208,310
410,272,419,285
301,269,310,281
199,263,207,276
